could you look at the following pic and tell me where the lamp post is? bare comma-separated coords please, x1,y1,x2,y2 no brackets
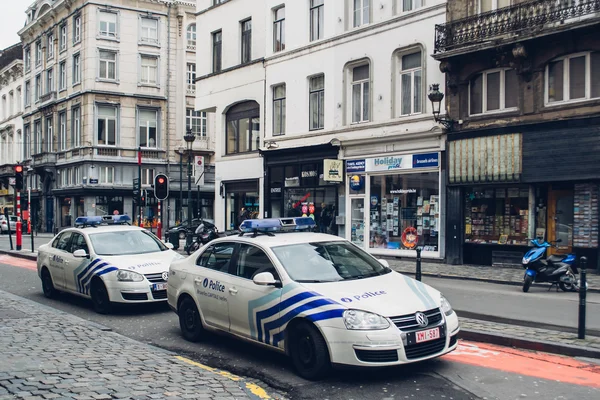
175,145,185,224
427,83,455,131
184,129,195,253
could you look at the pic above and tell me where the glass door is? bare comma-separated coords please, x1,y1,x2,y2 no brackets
350,198,365,247
547,188,574,254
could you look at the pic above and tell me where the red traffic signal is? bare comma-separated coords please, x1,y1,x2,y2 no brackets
154,173,169,200
14,164,24,190
15,165,23,173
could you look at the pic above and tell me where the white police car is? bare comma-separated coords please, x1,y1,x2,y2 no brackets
167,217,459,379
37,215,184,313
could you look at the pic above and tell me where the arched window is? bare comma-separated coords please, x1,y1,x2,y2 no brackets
546,51,600,105
187,24,196,48
226,101,260,155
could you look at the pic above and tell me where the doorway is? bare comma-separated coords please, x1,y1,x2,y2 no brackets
547,187,574,254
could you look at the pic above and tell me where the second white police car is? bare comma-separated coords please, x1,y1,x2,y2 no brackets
37,215,184,313
167,217,459,379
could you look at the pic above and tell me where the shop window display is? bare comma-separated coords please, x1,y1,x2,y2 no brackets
369,172,439,251
464,186,530,245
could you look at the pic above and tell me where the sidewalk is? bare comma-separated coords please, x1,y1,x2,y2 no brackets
0,290,286,400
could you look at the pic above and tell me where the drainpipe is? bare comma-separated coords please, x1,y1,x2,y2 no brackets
165,3,172,236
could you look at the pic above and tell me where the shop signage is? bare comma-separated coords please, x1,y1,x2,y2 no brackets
346,159,366,173
301,170,318,178
412,153,439,168
89,179,99,184
285,177,300,187
366,156,412,172
270,187,282,194
390,188,417,194
323,159,343,182
349,175,364,191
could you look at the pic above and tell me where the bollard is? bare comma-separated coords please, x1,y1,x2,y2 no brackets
416,247,422,281
4,208,13,251
578,256,587,339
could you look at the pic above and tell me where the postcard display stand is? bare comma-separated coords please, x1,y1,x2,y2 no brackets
573,183,599,249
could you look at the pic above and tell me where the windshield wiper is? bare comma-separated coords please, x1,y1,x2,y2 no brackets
295,279,339,283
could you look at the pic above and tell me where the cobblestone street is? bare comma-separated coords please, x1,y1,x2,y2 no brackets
0,290,285,400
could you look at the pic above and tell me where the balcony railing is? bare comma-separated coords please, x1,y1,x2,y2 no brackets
39,91,57,106
434,0,600,54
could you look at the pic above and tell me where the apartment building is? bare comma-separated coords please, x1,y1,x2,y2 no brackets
18,0,214,233
0,44,24,215
433,0,600,268
196,0,447,259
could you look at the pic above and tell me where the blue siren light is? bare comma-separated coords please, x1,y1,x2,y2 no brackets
239,217,316,233
75,216,103,226
112,215,131,224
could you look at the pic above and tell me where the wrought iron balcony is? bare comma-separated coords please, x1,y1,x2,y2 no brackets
434,0,600,55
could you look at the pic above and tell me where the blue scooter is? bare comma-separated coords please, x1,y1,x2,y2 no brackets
521,239,579,293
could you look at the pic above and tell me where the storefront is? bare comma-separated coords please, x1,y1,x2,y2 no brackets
262,144,342,235
223,179,260,230
345,152,443,258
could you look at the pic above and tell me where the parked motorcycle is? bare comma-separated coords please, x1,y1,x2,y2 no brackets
188,224,224,254
521,238,579,293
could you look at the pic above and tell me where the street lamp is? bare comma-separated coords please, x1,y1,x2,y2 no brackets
184,128,195,253
428,83,455,131
175,145,185,224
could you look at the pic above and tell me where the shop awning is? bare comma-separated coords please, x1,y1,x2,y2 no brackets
448,133,522,184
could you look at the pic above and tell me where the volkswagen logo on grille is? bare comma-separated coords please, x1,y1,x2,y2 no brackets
162,271,169,281
415,312,429,328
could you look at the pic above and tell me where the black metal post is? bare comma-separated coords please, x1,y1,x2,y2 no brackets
31,209,34,252
416,247,422,281
179,154,183,223
186,151,193,253
138,147,142,226
578,256,587,339
4,208,13,250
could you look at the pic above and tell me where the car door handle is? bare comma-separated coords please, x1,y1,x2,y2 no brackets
194,278,203,285
229,288,238,295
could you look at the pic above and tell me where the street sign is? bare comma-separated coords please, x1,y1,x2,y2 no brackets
133,178,140,197
194,156,204,186
9,177,15,186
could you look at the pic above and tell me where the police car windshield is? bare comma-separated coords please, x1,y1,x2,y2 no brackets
89,230,167,256
272,241,391,282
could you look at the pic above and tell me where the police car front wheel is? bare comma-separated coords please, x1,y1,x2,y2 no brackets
290,321,331,380
178,297,204,342
41,268,58,299
90,279,112,314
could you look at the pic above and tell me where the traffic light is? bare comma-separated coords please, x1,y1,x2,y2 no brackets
140,190,147,206
14,165,23,190
154,174,169,200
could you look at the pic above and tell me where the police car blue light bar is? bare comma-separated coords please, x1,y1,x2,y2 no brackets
74,216,103,226
112,215,131,224
239,217,316,233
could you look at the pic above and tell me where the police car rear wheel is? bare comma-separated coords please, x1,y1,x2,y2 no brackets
290,322,330,380
41,268,57,299
179,297,204,342
91,279,112,314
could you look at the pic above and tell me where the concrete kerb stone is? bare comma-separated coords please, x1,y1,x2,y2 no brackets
0,249,38,261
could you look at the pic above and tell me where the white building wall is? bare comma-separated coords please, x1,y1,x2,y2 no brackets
0,60,24,165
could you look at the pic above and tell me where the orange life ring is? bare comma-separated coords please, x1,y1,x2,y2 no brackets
402,227,419,249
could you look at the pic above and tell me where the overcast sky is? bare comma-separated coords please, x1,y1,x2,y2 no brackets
0,3,27,50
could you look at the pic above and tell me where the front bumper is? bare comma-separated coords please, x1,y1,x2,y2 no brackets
324,311,460,367
105,280,168,303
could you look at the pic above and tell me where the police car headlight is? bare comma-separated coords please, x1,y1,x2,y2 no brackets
116,270,144,282
440,295,454,316
343,309,390,330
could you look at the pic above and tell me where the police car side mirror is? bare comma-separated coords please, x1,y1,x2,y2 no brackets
164,242,174,250
73,249,88,258
378,259,390,268
253,272,281,288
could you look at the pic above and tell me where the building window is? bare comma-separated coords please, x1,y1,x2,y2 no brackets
470,68,518,115
187,63,196,93
187,24,196,48
273,84,286,136
141,168,154,186
34,120,42,154
353,0,370,28
401,0,424,12
73,53,81,84
47,32,54,60
8,92,14,116
351,64,370,123
59,61,66,90
479,0,511,13
546,52,600,105
241,19,252,64
35,41,42,66
97,105,117,146
24,81,31,106
35,74,41,101
25,47,31,71
310,0,324,41
15,88,21,113
59,23,67,51
59,112,67,151
212,31,222,72
141,17,158,44
187,108,207,137
399,51,422,116
99,166,115,184
46,68,54,93
99,11,118,39
24,124,31,159
140,55,158,85
226,101,260,155
273,7,285,52
45,116,53,153
138,109,158,148
72,106,81,147
99,50,117,80
309,75,325,130
73,14,81,43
